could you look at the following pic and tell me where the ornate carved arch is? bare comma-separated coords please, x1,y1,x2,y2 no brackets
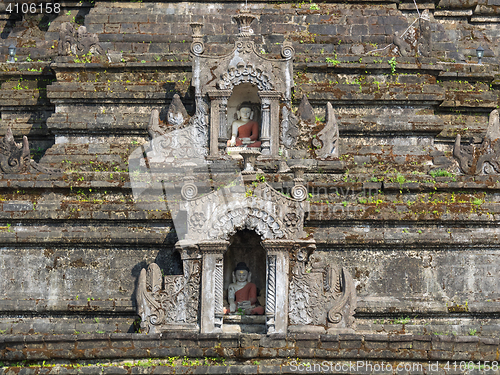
207,206,286,240
217,62,274,91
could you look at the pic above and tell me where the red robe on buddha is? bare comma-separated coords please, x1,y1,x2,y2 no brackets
233,282,264,315
235,120,261,148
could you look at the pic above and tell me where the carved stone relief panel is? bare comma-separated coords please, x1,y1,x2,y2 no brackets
288,245,356,332
58,22,104,56
136,247,201,334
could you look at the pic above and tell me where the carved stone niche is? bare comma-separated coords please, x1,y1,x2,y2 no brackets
288,242,357,334
190,11,295,157
136,176,315,334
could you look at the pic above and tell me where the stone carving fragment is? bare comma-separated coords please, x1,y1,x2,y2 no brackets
146,96,205,164
148,95,190,139
0,128,30,173
313,102,339,159
418,10,432,57
453,109,500,175
0,128,60,175
289,250,356,330
167,94,189,127
136,255,201,334
394,31,412,57
296,94,315,124
58,22,104,56
281,106,300,149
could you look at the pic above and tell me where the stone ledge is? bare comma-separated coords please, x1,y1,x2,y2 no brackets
0,333,497,363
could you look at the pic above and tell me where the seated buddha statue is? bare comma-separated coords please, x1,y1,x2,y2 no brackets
225,262,264,315
227,105,261,148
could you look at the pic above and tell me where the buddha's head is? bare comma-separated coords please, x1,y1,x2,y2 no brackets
234,262,250,282
236,102,255,121
238,107,252,120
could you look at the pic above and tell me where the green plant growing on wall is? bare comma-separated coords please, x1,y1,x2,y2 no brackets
388,57,397,74
326,57,340,66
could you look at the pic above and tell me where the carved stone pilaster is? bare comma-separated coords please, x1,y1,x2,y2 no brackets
260,100,271,155
261,240,294,334
198,241,230,333
208,90,232,156
258,91,282,157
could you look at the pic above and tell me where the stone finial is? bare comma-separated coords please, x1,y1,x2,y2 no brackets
296,94,315,124
181,162,198,201
0,128,30,174
290,165,308,201
233,10,258,37
313,102,339,159
190,22,204,37
167,94,189,127
190,22,205,56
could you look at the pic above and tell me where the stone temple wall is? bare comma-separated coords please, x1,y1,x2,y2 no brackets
1,0,500,372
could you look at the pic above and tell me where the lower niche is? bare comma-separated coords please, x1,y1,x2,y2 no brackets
223,230,267,333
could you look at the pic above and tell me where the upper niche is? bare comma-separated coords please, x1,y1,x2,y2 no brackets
189,11,296,157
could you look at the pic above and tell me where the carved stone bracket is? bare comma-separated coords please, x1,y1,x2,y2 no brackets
454,109,500,175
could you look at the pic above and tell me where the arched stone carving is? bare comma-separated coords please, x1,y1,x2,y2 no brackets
209,206,285,240
189,12,295,157
217,62,274,91
184,182,306,242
